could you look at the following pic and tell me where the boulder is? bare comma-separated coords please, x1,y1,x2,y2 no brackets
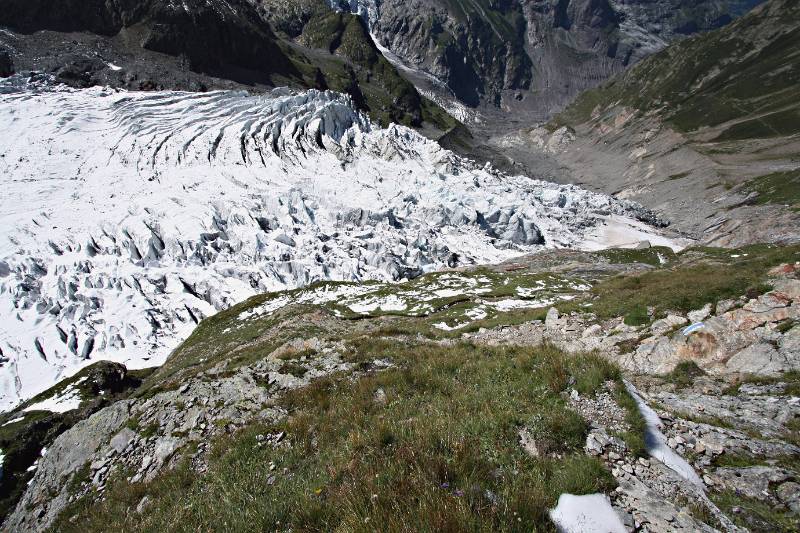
715,299,736,315
109,427,136,454
724,343,796,376
709,466,792,501
545,307,560,329
776,481,800,513
772,278,800,301
650,314,687,335
0,48,13,77
687,303,712,323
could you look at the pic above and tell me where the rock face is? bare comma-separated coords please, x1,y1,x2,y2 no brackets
3,333,355,531
0,0,294,81
0,0,447,130
0,77,668,410
469,270,800,379
0,48,13,77
337,0,764,124
625,279,800,376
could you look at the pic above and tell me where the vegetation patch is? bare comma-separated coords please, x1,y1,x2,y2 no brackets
712,489,800,532
742,169,800,210
663,360,707,389
53,343,623,531
568,244,800,323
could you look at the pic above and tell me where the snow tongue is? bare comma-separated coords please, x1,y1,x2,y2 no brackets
0,79,665,410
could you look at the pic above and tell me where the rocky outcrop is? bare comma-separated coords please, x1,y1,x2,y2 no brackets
0,0,296,81
3,337,356,531
625,279,800,376
0,48,12,77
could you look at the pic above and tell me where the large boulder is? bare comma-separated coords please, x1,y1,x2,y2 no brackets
0,48,13,77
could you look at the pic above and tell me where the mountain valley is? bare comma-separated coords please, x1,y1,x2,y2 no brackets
0,0,798,531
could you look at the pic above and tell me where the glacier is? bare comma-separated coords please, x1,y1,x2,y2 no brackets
0,76,675,411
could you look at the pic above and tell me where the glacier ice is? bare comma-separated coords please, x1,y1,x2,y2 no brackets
0,77,672,410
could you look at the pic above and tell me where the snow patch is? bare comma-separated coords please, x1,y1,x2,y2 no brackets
549,493,627,533
624,381,705,487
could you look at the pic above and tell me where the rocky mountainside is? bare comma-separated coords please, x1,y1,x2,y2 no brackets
0,0,798,531
485,0,800,247
2,242,798,531
335,0,764,128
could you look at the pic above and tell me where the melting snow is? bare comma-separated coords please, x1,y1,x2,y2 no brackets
23,383,83,414
549,493,627,533
2,416,25,426
625,381,705,487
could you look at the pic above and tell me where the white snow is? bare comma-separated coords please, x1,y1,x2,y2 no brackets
23,383,83,414
549,493,627,533
0,77,677,410
579,215,687,252
624,381,705,487
2,415,25,426
349,294,407,314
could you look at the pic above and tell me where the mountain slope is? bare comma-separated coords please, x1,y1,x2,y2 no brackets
551,0,800,140
4,242,799,531
336,0,766,127
487,0,800,247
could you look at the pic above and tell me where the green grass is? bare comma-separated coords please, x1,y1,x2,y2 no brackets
722,370,800,398
663,360,706,389
712,452,800,473
596,246,675,267
742,169,800,209
277,361,309,378
52,343,627,532
712,490,800,532
569,244,800,323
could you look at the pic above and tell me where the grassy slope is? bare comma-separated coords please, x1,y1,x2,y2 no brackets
53,343,625,532
550,0,800,141
23,243,800,529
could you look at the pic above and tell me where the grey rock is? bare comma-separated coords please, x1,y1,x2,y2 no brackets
518,427,540,457
545,307,560,329
136,495,151,514
776,481,800,513
4,400,132,531
650,314,687,335
709,466,792,501
110,428,136,454
687,304,712,323
716,299,737,315
725,342,797,376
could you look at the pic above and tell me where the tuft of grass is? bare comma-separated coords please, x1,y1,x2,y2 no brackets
663,360,706,389
742,169,800,209
597,246,676,267
53,342,619,532
277,361,309,378
712,489,800,532
612,387,648,458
